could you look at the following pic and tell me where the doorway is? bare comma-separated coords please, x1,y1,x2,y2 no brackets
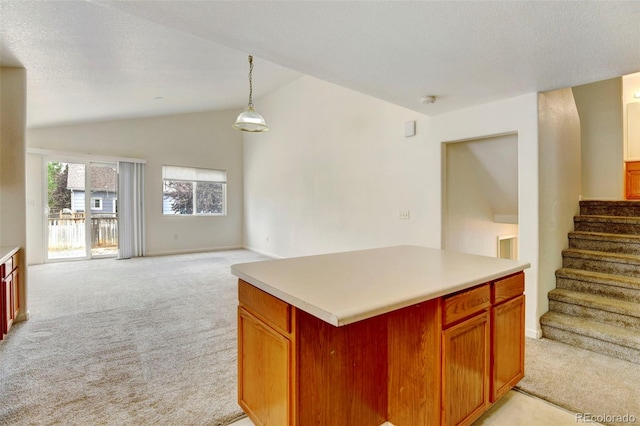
442,133,519,258
45,160,118,261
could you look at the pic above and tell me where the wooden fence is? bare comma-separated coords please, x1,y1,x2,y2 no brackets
48,217,118,251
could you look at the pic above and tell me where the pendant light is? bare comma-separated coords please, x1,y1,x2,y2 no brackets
233,55,269,132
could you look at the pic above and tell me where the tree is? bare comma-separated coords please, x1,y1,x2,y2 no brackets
196,182,224,214
163,181,224,214
165,181,194,214
49,163,71,212
47,162,63,206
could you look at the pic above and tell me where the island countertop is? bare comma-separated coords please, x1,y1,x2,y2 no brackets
0,246,20,265
231,245,530,327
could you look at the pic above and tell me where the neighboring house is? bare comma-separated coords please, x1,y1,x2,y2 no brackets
66,163,117,216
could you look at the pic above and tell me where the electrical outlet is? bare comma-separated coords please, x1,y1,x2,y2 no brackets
399,209,410,220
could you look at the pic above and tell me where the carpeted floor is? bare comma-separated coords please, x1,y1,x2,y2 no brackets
0,250,269,426
3,249,637,426
517,337,640,426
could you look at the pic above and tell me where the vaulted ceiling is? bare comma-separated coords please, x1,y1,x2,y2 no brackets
1,1,639,128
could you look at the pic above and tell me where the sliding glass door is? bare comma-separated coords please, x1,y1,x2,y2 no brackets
45,160,118,261
89,162,118,257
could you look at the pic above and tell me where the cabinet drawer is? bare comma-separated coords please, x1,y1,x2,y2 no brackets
11,251,19,271
492,273,524,305
443,284,490,326
2,257,12,279
2,251,18,279
239,280,290,334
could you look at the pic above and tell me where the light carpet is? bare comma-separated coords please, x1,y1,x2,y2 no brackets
0,250,269,426
517,337,640,426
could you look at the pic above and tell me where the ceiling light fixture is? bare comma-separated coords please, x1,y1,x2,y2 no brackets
421,95,437,104
233,55,269,132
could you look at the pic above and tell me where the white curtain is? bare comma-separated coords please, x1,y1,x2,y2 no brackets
118,161,146,259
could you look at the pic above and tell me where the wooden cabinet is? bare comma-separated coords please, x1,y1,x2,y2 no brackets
238,307,292,425
238,280,387,426
238,271,525,426
626,161,640,199
441,284,491,426
1,248,20,339
238,280,295,426
442,312,490,426
491,274,525,402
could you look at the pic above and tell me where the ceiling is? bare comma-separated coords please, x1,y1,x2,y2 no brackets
1,1,639,129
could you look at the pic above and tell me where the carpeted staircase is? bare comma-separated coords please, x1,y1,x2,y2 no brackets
541,200,640,364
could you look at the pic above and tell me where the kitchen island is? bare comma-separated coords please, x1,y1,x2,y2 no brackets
232,245,530,426
1,246,21,340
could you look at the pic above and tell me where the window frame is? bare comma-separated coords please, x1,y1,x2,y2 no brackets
91,197,103,211
162,165,227,217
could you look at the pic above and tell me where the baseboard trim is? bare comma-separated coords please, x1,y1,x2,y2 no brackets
145,245,244,257
242,246,284,259
16,310,30,322
526,327,543,339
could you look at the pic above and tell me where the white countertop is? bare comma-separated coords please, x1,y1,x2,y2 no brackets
232,245,530,327
0,246,20,264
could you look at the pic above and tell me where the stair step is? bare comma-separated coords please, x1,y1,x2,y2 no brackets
574,215,640,235
580,200,640,217
548,288,640,327
562,248,640,278
540,311,640,364
556,268,640,302
568,231,640,255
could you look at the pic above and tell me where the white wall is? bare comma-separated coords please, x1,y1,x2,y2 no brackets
572,78,623,199
243,75,436,258
243,75,543,336
428,93,540,337
0,67,28,321
623,72,640,162
537,88,582,323
444,134,519,257
26,109,244,261
25,154,43,263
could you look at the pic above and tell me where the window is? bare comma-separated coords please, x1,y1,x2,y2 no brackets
162,166,227,215
91,197,103,210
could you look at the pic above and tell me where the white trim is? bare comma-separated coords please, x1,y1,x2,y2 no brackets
29,148,146,164
494,214,518,224
497,234,518,260
526,327,543,339
145,245,244,257
242,245,284,259
91,197,103,210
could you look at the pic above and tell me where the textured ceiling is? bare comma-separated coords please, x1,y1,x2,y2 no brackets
1,1,639,129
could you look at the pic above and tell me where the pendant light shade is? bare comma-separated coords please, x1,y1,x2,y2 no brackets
233,107,268,132
233,55,269,132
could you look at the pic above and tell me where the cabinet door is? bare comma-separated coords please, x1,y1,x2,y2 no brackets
626,161,640,199
491,295,525,402
11,269,20,320
442,311,490,426
2,272,12,335
238,306,292,426
0,272,7,340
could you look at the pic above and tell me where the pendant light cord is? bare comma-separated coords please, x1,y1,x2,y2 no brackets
248,55,254,108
